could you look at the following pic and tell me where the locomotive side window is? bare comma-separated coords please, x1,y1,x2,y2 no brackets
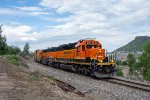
82,45,85,51
77,46,80,52
94,42,97,45
99,45,102,48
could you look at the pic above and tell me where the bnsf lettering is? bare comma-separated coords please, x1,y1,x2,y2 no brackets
64,52,72,54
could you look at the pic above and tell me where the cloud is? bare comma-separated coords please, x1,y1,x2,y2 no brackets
1,0,149,51
15,6,49,16
0,7,49,16
16,6,42,11
29,11,49,16
0,8,23,15
2,25,40,43
39,0,150,51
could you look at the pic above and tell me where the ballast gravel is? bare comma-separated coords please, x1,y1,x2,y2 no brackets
27,59,150,100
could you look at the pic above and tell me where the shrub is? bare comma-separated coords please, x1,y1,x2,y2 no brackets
121,61,127,65
116,67,123,77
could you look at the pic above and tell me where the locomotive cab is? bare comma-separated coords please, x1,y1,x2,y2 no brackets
75,39,107,63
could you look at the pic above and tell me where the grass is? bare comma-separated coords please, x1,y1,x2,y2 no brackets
28,75,39,81
44,76,56,85
6,55,20,66
4,55,20,71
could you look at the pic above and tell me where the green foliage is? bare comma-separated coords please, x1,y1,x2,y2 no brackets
116,60,121,65
29,51,34,57
6,45,21,55
0,26,21,55
116,67,123,76
127,54,136,67
6,55,20,66
20,42,30,57
127,54,136,76
121,61,128,65
132,62,142,71
116,60,127,65
0,33,7,55
140,41,150,80
142,68,150,81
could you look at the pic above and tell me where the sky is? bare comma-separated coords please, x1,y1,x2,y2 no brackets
0,0,150,51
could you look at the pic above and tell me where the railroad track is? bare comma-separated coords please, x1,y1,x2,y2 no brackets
56,79,85,96
107,77,150,92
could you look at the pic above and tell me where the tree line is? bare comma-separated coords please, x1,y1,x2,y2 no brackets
127,41,150,81
0,25,31,56
116,41,150,81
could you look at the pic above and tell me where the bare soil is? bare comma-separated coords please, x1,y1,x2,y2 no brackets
0,56,91,100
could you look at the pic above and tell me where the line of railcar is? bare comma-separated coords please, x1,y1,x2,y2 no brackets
34,38,116,78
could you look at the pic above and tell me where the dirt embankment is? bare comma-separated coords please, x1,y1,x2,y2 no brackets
0,56,91,100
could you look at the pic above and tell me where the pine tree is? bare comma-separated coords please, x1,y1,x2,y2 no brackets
21,42,30,57
127,53,136,76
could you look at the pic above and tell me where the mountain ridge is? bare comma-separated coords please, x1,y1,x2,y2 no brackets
114,36,150,53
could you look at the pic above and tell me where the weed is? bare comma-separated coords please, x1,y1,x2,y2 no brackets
28,70,41,81
116,67,123,77
44,76,56,85
28,75,39,81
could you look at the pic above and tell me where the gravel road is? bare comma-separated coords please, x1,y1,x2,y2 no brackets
26,59,150,100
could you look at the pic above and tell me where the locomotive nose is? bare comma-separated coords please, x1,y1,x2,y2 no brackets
95,48,106,61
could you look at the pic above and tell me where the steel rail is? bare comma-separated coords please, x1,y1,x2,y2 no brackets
107,77,150,92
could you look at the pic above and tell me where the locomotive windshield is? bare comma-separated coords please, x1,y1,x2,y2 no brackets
86,41,100,49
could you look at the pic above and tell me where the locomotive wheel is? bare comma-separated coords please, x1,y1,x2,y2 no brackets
72,65,78,72
42,60,44,64
55,63,60,68
45,61,48,66
40,60,42,64
90,69,94,76
82,67,88,75
48,61,52,67
77,66,82,74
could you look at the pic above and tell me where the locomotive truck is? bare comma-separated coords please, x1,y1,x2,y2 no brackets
34,38,116,78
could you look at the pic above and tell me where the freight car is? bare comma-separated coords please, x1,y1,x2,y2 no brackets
34,38,116,78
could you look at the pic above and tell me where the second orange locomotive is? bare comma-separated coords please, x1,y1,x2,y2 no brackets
34,38,116,78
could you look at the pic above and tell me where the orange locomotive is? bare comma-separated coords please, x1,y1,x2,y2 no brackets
34,38,116,78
